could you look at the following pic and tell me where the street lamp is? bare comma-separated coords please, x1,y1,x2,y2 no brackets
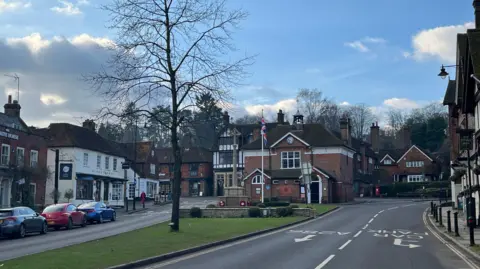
437,64,459,79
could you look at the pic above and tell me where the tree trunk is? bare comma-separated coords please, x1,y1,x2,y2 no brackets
170,128,182,231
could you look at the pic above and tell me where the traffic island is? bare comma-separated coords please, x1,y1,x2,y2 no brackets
0,217,307,269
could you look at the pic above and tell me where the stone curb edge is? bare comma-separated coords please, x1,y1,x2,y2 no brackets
126,208,149,215
425,209,480,262
107,206,339,269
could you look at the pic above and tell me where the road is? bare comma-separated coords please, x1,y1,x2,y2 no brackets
142,199,479,269
0,197,216,261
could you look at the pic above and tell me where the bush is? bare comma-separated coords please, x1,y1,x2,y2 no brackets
264,202,290,207
248,207,262,218
206,204,216,208
289,204,299,209
276,207,293,217
257,203,266,208
190,207,202,218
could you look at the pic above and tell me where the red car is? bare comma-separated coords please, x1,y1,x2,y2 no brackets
41,203,87,230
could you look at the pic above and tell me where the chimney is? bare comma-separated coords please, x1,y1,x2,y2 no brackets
340,116,351,146
82,119,96,132
370,122,380,153
223,111,230,126
402,126,412,149
4,95,21,117
474,0,480,29
277,109,285,125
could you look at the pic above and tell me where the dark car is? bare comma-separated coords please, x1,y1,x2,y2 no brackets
0,207,48,238
77,202,116,224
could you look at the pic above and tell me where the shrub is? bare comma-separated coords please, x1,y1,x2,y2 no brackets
276,207,293,217
257,203,266,208
248,207,262,218
206,204,216,208
289,204,299,209
264,202,290,207
190,207,202,218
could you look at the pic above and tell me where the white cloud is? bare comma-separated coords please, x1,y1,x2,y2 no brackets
344,41,369,52
363,37,386,44
40,94,67,105
410,22,474,63
244,99,297,121
77,0,89,5
0,0,31,13
382,97,420,110
51,0,82,16
339,101,350,106
344,36,386,53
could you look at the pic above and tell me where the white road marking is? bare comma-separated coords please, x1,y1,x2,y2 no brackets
388,206,399,210
393,238,421,248
338,240,352,250
368,218,374,223
353,230,362,237
374,214,379,218
315,254,335,269
294,235,316,243
423,208,480,269
362,224,368,229
379,210,384,213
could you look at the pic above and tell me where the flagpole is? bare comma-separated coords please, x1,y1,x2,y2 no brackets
261,110,264,203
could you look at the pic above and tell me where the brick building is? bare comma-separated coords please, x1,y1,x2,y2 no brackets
0,95,48,209
241,112,355,203
156,147,213,197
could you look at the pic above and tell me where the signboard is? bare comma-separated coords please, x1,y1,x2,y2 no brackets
59,163,73,180
0,131,18,140
122,162,130,169
460,133,472,151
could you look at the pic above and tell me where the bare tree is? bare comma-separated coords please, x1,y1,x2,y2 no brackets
85,0,253,231
386,108,408,134
296,88,329,123
346,104,376,139
235,114,260,124
321,101,343,131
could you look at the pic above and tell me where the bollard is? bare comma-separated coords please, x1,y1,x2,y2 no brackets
435,205,439,223
453,212,460,237
439,207,443,226
431,201,434,215
447,210,452,233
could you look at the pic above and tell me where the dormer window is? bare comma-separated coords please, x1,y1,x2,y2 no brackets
384,159,392,165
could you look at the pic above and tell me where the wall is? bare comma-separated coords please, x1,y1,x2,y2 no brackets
179,207,315,218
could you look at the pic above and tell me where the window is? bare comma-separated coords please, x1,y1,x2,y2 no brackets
252,175,264,184
219,137,233,145
67,205,76,212
406,161,424,168
281,151,300,169
227,173,233,187
146,182,156,197
105,156,110,169
30,150,38,168
97,155,101,168
219,151,234,165
383,159,392,165
83,153,88,167
407,175,424,183
113,159,118,171
1,144,10,166
150,164,156,175
29,183,36,202
76,179,93,200
189,163,198,176
128,183,136,199
112,183,123,200
16,147,24,167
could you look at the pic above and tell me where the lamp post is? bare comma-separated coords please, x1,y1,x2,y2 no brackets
438,64,476,246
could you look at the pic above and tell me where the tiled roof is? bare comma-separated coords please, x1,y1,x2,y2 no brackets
332,131,376,157
0,112,28,131
442,80,456,105
242,124,346,150
155,147,212,164
378,149,405,162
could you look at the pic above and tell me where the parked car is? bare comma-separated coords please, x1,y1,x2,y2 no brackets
0,207,48,238
41,203,87,230
77,202,116,224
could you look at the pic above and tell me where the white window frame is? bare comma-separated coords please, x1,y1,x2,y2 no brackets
384,159,392,165
30,150,38,168
16,147,25,167
105,156,110,170
407,175,424,183
150,164,156,175
83,153,88,167
252,175,264,184
1,144,10,166
97,155,101,168
281,151,301,169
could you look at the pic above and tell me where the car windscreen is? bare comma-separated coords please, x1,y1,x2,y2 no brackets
42,205,65,213
0,210,13,217
78,202,97,208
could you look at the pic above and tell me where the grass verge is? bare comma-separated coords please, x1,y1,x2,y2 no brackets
294,203,337,215
1,217,305,269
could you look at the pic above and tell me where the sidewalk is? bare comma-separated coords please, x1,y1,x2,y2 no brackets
430,206,480,260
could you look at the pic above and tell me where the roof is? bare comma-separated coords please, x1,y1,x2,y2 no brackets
242,124,347,150
332,131,376,157
0,112,28,132
245,166,335,180
467,29,480,77
40,123,126,157
378,145,435,163
155,147,212,164
212,122,283,150
442,80,456,105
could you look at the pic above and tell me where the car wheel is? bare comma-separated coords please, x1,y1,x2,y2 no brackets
17,224,26,238
40,222,48,234
98,214,103,224
111,212,116,221
66,218,73,230
81,216,87,227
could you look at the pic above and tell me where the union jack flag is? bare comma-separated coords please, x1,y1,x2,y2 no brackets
261,117,267,146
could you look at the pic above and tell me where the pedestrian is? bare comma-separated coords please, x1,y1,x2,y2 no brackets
140,191,146,208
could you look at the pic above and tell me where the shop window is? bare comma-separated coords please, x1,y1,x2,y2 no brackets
76,180,93,200
112,183,123,201
128,183,135,199
147,181,156,197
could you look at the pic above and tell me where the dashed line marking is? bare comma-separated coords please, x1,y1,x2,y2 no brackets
315,254,335,269
353,231,362,237
338,240,352,250
368,218,374,223
379,210,384,213
374,214,379,218
388,206,399,210
362,224,368,229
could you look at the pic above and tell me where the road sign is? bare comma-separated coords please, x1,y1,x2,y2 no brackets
294,235,316,243
393,238,421,248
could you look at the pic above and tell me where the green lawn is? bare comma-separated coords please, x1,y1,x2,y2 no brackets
1,217,304,269
472,244,480,254
294,203,338,215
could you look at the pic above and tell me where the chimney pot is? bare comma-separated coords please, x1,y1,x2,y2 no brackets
7,95,11,104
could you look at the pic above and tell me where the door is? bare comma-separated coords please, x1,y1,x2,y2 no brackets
311,182,319,203
103,181,109,202
111,183,123,206
100,203,110,219
20,208,36,232
25,207,42,232
67,204,80,224
216,178,224,196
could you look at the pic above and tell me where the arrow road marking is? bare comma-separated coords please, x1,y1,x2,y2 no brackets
294,234,316,243
393,238,421,248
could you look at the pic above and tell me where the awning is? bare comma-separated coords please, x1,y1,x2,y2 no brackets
76,174,94,181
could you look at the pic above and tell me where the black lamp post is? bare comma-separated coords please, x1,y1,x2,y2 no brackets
437,64,459,79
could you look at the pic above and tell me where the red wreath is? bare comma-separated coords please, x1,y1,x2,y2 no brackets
239,200,246,207
219,200,225,207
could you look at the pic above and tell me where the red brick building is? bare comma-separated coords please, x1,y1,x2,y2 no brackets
156,147,213,197
241,112,356,203
0,95,48,209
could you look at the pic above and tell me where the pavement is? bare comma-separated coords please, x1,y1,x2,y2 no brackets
140,199,479,269
0,197,217,262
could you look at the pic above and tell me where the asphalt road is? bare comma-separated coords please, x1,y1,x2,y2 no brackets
142,200,479,269
0,197,216,261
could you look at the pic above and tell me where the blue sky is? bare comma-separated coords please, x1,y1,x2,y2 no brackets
0,0,475,126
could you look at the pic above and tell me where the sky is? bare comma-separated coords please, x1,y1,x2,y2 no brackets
0,0,475,127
